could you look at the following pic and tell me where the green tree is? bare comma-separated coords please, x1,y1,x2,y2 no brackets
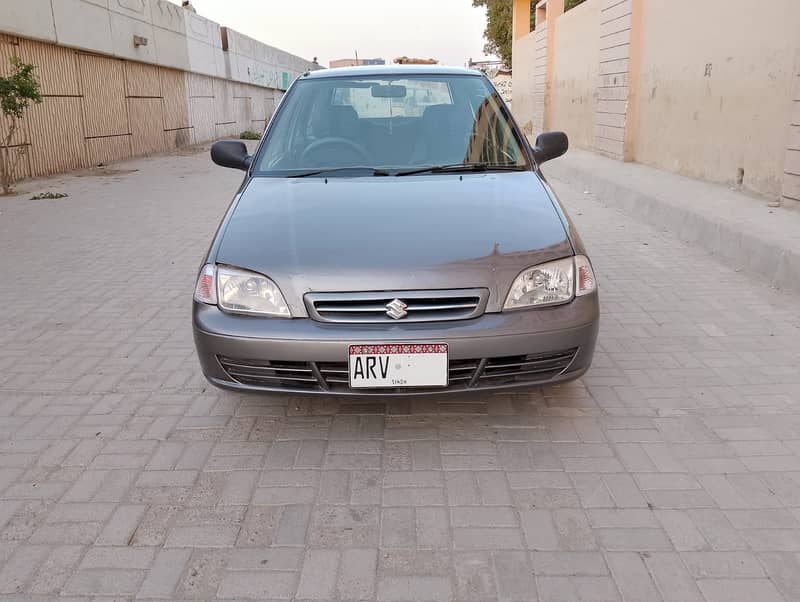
473,0,514,68
473,0,588,68
0,56,42,194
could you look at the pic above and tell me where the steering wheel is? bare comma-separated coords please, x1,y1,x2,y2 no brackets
300,137,371,167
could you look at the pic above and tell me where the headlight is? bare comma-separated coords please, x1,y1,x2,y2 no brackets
504,255,596,310
193,264,290,317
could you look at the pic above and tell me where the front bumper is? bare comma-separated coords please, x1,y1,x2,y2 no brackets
193,293,599,396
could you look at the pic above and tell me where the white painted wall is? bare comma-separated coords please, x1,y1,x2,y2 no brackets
0,0,315,90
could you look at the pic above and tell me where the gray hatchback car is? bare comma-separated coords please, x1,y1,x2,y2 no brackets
193,65,598,396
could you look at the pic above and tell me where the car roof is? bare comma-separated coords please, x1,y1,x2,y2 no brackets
302,65,483,79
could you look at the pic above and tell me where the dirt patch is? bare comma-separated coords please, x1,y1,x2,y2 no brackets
77,166,140,177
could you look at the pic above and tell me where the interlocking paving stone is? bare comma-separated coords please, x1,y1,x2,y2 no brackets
338,548,377,600
0,148,799,600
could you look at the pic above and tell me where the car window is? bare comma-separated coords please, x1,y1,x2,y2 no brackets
332,79,452,118
255,74,529,175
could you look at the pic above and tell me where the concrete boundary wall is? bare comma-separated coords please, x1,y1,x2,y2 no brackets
0,34,284,179
784,53,800,204
549,0,599,151
593,0,637,159
511,0,537,136
0,1,317,180
0,0,312,87
512,0,800,205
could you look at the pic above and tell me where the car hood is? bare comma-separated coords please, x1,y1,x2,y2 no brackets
215,172,573,315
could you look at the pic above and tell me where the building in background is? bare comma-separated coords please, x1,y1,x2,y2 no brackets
468,59,512,107
329,57,386,68
393,57,438,65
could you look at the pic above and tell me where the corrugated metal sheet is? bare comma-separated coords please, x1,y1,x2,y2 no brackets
86,135,132,166
3,35,291,180
125,60,162,97
0,123,28,149
249,90,263,120
128,98,166,156
79,53,129,137
190,97,215,142
0,35,29,148
188,72,213,98
215,122,238,138
232,81,251,100
163,127,194,149
0,34,19,75
212,78,235,126
264,91,278,121
248,90,269,124
27,97,87,176
160,68,190,129
20,39,80,96
233,97,250,132
0,147,31,181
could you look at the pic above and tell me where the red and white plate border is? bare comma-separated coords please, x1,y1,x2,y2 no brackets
349,344,448,355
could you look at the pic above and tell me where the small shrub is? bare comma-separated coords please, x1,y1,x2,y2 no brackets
565,0,588,10
30,191,68,200
1,57,43,195
240,130,261,140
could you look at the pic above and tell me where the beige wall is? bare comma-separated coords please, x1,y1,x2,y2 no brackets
634,0,800,198
511,0,558,137
330,59,360,68
512,0,800,202
512,33,538,136
548,0,600,149
783,53,800,203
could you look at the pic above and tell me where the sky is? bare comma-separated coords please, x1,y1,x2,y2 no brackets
170,0,495,67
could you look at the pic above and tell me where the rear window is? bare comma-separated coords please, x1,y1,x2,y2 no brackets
332,79,453,118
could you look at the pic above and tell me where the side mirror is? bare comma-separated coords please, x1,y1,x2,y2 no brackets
532,131,569,165
211,140,251,171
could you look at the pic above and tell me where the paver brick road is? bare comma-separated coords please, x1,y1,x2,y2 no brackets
0,147,799,601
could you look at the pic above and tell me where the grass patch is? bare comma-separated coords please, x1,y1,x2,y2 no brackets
240,130,261,140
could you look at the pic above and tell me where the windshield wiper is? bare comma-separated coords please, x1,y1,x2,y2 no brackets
395,163,526,176
290,167,391,178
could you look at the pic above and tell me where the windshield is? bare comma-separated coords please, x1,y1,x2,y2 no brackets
254,74,529,176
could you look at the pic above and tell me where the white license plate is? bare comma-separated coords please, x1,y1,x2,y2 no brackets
349,343,448,388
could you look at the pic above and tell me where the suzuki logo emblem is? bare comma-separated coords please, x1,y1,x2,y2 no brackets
385,299,408,320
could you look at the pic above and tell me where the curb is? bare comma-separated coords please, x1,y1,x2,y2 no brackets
544,157,800,296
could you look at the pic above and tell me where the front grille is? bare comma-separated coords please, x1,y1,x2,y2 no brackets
217,357,318,390
304,289,489,323
217,348,578,393
479,349,578,385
